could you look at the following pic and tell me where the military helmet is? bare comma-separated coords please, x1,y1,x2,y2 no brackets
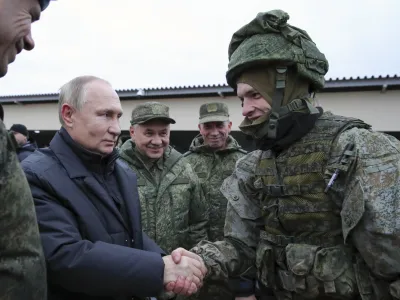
226,10,329,91
39,0,52,11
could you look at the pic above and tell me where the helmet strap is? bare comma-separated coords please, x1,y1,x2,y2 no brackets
267,66,287,139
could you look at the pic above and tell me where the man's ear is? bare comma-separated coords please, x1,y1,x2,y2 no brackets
227,121,232,132
61,104,75,128
129,125,135,140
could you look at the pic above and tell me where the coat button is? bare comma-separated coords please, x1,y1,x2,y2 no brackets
233,195,239,201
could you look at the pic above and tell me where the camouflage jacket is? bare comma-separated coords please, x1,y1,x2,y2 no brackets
119,140,209,253
0,120,47,299
192,112,400,300
184,135,247,241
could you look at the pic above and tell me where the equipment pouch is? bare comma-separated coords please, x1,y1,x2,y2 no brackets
282,244,358,299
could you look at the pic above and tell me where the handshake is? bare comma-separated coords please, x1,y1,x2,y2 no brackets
162,247,207,296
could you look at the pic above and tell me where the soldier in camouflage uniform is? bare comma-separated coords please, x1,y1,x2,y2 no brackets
119,102,209,254
185,102,247,243
172,9,400,300
0,0,52,299
184,102,251,300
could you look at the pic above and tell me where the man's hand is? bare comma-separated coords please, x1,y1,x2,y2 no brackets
236,296,257,300
162,252,206,296
164,247,208,295
171,247,206,271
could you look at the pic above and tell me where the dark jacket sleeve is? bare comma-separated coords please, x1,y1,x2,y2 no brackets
142,231,166,255
26,169,165,298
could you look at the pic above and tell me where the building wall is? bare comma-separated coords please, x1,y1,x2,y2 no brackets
2,89,399,131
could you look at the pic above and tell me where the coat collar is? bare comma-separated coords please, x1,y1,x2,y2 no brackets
50,128,118,178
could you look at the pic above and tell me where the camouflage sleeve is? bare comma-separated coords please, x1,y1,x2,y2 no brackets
188,164,209,246
0,121,47,299
191,153,263,282
332,128,400,281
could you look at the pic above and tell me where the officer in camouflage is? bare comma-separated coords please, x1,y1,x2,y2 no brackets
184,102,251,300
185,102,247,242
172,9,400,300
0,0,52,299
119,102,209,255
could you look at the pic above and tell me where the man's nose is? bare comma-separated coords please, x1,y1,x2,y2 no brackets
151,135,162,145
109,120,121,136
209,127,219,135
23,32,35,51
242,100,253,117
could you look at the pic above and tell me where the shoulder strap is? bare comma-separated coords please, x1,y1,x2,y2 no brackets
183,151,193,157
238,148,248,154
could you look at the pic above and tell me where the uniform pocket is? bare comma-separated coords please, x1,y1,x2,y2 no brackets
256,242,274,288
312,246,356,297
282,244,357,299
284,244,320,296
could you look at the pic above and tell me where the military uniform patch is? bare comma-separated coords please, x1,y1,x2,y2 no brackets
206,103,218,113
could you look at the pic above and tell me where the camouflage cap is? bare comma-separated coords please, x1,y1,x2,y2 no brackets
130,102,176,125
199,102,230,124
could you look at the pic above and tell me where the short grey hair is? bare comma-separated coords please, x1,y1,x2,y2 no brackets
58,75,110,125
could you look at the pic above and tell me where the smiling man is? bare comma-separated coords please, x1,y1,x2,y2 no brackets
0,0,44,76
119,102,209,258
183,103,251,300
173,9,400,300
21,77,206,300
185,102,247,243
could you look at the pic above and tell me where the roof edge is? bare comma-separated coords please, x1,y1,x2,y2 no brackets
0,75,399,104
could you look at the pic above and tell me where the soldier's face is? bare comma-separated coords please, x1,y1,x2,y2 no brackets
61,80,123,155
199,121,231,150
0,0,41,77
130,120,170,159
237,83,271,121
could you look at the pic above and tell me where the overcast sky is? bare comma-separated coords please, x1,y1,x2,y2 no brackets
0,0,398,96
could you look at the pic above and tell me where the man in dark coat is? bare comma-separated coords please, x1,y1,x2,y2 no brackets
9,123,38,162
22,75,206,300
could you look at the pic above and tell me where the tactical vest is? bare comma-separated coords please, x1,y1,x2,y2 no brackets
255,112,371,300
